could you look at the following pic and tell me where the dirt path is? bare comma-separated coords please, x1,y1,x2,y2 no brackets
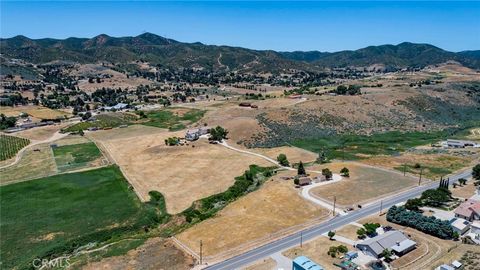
0,131,69,170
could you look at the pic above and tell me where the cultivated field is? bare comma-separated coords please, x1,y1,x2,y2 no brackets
282,236,354,270
309,162,418,206
96,129,271,213
0,166,150,269
0,105,70,119
0,134,30,161
177,179,329,259
53,141,104,172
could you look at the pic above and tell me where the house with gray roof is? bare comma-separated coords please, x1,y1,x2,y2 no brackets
356,230,416,258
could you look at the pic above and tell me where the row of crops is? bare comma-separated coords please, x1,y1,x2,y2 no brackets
0,134,30,161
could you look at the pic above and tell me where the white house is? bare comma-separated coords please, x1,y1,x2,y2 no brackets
450,218,470,235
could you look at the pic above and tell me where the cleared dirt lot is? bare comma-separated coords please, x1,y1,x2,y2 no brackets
177,179,329,259
283,236,353,270
451,179,478,199
309,162,418,206
96,128,271,213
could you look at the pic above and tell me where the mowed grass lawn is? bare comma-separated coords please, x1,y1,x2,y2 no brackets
310,163,418,206
0,166,150,269
52,142,102,171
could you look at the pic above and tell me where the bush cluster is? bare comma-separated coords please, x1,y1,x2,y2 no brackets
387,206,454,239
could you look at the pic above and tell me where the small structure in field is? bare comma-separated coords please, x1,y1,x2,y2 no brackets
239,102,251,107
185,127,210,141
297,177,312,186
445,139,477,148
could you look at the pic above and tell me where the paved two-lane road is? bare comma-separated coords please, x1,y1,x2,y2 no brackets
205,169,472,270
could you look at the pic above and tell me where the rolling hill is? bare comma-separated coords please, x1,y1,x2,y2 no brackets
1,33,479,71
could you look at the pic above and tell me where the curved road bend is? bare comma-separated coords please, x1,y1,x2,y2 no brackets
205,169,472,270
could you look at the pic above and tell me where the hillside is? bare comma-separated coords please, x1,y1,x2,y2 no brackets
1,34,479,70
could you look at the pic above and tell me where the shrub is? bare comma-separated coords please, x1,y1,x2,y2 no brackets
387,206,454,239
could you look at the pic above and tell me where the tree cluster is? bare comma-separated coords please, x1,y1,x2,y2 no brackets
209,126,228,141
334,85,361,95
276,154,290,167
387,206,454,239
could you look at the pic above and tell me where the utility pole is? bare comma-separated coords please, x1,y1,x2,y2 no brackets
333,196,336,216
199,240,203,265
403,164,407,176
418,168,423,186
300,231,303,248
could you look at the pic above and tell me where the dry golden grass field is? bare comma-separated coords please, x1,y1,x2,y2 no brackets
282,236,354,270
177,179,329,259
80,238,194,270
251,145,317,165
12,123,68,141
0,142,56,185
243,258,276,270
95,127,271,213
0,105,70,119
362,152,477,180
334,224,362,241
451,179,478,199
309,162,418,206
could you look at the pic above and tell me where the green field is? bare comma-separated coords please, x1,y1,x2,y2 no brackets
0,166,167,269
0,134,30,161
52,142,102,172
62,113,137,132
291,130,464,160
139,108,205,131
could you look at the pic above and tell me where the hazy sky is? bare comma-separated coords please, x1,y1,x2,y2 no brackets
1,1,479,52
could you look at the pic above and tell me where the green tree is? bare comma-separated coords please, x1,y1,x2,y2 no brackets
209,126,229,141
328,230,335,240
405,198,423,211
381,249,393,262
317,151,328,164
327,246,338,257
297,161,306,176
473,164,480,181
458,178,467,185
322,168,333,180
277,154,290,167
356,228,366,239
340,167,349,177
337,245,348,253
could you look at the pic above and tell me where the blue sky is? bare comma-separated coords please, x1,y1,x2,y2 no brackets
1,1,479,52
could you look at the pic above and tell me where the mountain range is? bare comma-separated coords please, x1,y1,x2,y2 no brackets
1,33,479,72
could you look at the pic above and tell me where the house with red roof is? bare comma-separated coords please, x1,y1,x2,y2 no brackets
454,199,480,221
